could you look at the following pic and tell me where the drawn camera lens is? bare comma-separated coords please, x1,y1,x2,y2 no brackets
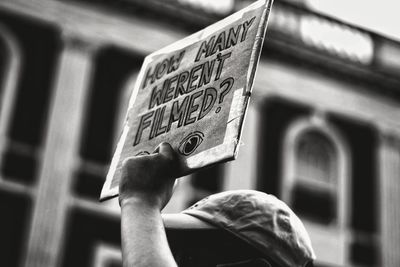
178,131,205,156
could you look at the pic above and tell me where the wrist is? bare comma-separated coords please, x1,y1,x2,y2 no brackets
120,195,162,211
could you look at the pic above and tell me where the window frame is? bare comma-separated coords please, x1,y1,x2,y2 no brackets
281,115,351,230
0,23,25,185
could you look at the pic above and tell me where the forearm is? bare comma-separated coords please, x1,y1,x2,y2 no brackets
121,198,177,267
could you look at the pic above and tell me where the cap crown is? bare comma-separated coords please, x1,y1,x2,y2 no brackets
182,190,316,267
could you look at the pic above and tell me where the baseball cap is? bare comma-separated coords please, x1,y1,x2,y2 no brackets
163,190,316,267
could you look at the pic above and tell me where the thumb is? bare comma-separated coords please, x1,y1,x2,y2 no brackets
156,142,190,177
157,142,176,161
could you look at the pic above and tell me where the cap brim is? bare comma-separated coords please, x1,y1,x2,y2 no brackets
162,213,217,230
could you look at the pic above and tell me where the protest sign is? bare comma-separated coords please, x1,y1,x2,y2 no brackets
100,0,273,200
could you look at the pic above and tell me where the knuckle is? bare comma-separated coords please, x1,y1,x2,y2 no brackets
122,157,135,169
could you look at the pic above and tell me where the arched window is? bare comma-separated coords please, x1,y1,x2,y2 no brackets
282,117,349,227
0,24,22,181
296,130,338,186
292,129,338,224
0,24,21,138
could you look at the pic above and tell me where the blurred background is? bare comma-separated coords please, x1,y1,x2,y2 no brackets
0,0,400,266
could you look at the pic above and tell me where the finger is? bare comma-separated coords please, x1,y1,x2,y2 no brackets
152,144,161,154
121,157,135,169
158,142,175,160
173,178,180,194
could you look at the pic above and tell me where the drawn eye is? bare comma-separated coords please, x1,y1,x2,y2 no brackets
178,131,205,156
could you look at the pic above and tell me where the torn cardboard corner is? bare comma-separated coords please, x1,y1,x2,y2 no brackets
100,0,274,201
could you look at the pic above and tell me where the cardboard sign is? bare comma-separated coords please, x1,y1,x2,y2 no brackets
100,0,273,201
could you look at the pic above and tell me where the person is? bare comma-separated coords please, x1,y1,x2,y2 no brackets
119,143,316,267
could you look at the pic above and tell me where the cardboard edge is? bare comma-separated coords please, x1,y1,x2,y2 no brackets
100,124,130,201
186,140,237,169
244,0,273,95
225,89,250,158
100,186,119,202
146,0,268,58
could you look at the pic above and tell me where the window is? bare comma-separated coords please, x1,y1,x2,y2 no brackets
73,46,143,201
0,189,32,267
292,129,338,224
0,15,60,267
281,117,349,227
329,115,379,266
0,34,7,99
296,130,338,185
0,23,23,183
257,98,311,196
62,208,121,267
0,14,61,185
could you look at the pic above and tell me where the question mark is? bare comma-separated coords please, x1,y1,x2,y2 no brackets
219,77,234,104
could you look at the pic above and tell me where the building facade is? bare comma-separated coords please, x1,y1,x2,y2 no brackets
0,0,399,266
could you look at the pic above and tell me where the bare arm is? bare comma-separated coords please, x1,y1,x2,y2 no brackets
121,199,177,267
119,143,183,267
